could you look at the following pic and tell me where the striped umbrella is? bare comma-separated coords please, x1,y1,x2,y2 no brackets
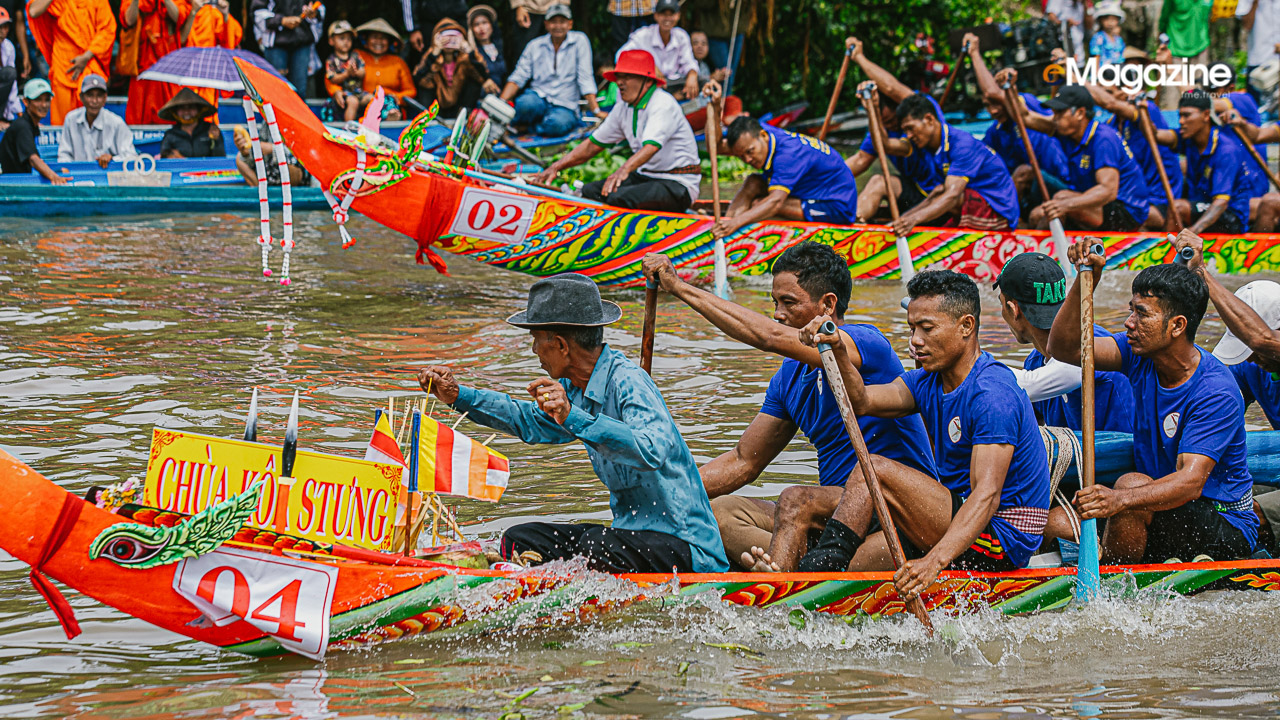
139,47,286,92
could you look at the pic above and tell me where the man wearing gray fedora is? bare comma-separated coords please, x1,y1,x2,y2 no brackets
417,274,729,574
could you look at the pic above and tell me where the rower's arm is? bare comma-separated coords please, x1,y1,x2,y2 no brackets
1154,127,1179,146
728,186,790,228
922,442,1011,568
1179,229,1280,367
1102,453,1215,513
846,149,875,175
967,37,1001,102
1005,357,1083,402
452,385,577,444
1259,125,1280,144
1046,240,1124,371
1087,86,1138,122
559,379,687,471
897,174,966,229
701,413,797,498
1054,166,1119,215
1189,195,1230,235
846,36,913,104
826,339,918,418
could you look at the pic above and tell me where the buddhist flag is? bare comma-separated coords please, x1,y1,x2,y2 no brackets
364,411,406,468
417,416,509,502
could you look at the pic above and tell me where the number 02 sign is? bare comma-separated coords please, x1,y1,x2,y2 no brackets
449,187,540,245
173,547,338,659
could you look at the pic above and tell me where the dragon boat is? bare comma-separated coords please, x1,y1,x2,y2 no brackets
4,428,1280,662
233,60,1280,288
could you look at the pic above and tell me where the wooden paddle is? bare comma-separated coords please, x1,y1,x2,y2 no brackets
937,41,970,110
1133,97,1183,232
818,47,852,142
1074,242,1104,603
815,320,934,634
641,280,657,375
857,84,916,282
1229,124,1280,192
708,83,729,299
1002,80,1071,274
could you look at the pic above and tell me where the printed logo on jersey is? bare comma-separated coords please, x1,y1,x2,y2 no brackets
1163,412,1180,438
948,416,962,443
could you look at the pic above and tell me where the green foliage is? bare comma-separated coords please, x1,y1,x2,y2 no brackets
733,0,1020,112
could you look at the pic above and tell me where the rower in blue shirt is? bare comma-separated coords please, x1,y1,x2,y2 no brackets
840,37,944,222
1088,85,1186,230
797,270,1051,598
964,33,1071,215
1003,78,1152,232
716,116,859,237
641,242,936,572
1170,90,1254,234
417,273,728,574
994,252,1134,432
1211,72,1280,232
1044,238,1258,563
886,94,1021,234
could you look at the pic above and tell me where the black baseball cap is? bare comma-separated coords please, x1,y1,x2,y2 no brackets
1042,84,1095,112
654,0,680,12
993,252,1066,329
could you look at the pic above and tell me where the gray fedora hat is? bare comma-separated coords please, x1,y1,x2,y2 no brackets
507,274,622,328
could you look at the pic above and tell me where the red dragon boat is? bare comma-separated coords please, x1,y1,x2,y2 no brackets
234,60,1280,288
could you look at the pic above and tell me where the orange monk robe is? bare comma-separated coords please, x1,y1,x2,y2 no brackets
184,5,242,106
27,0,117,124
122,0,192,125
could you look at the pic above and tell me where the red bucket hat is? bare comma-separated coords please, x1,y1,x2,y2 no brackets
604,49,665,87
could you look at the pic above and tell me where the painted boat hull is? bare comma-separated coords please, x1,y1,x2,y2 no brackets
235,61,1280,288
3,448,1278,660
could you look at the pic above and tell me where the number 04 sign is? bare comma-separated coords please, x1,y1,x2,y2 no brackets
173,547,338,660
449,187,540,245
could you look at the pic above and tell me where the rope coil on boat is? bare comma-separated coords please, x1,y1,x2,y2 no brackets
1041,425,1083,543
242,97,274,277
262,102,295,286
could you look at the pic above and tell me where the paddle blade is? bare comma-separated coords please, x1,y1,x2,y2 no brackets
713,237,729,299
1075,517,1101,603
1049,218,1073,278
895,234,915,282
281,390,299,478
243,387,259,443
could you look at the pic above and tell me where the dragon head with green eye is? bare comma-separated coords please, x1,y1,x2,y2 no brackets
89,481,264,570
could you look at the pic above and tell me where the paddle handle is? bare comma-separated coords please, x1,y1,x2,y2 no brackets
815,321,934,634
1078,248,1099,490
1230,123,1280,192
708,87,729,299
641,279,658,375
818,50,851,142
1174,246,1195,265
1134,101,1182,232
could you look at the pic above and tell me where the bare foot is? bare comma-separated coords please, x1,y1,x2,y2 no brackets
740,546,782,573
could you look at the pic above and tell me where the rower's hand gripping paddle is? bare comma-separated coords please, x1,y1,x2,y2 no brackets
1001,77,1071,277
1075,243,1104,603
815,321,933,634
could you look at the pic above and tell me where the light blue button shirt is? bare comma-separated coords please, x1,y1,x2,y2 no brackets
451,343,729,573
506,31,598,110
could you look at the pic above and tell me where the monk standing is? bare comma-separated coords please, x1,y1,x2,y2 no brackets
120,0,190,125
26,0,116,124
182,0,241,106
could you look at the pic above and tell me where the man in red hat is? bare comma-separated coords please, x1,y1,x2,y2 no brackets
533,49,700,212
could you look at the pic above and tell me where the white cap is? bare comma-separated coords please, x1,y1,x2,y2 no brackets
1213,280,1280,365
1092,0,1125,21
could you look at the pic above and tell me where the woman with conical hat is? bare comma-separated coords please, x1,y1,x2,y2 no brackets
158,87,224,158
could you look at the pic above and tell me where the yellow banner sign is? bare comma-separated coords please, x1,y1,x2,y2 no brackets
143,429,404,552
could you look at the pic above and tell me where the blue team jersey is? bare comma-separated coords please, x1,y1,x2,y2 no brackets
761,323,937,485
1221,91,1269,198
1230,362,1280,430
934,123,1020,228
901,352,1051,568
1180,127,1253,227
1023,326,1134,432
1108,100,1185,206
761,125,858,214
982,93,1071,180
1114,335,1257,549
1058,120,1151,225
858,92,945,194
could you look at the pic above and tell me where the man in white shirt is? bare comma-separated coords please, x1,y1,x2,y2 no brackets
57,74,137,168
1237,0,1280,102
533,50,699,212
500,3,604,137
618,0,699,100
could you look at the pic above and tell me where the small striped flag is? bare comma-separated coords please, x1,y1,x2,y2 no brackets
418,415,509,502
363,411,406,468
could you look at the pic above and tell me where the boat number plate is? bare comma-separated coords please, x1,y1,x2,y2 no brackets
449,187,540,245
173,547,338,659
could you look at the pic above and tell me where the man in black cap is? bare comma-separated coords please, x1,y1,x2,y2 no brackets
1170,89,1257,234
416,273,729,574
1001,76,1152,232
995,252,1133,432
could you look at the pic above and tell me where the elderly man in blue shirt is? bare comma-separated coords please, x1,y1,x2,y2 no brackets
417,274,729,574
499,4,604,137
